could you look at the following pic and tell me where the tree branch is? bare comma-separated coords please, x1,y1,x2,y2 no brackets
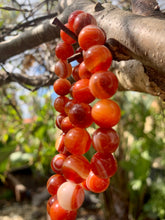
0,0,165,74
0,70,58,90
0,0,165,98
131,0,164,16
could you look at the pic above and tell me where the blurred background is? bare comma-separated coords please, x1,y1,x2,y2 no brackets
0,0,165,219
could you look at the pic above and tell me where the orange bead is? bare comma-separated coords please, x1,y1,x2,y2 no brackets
78,25,106,50
73,12,97,35
60,23,76,44
89,71,118,99
72,64,81,81
54,60,72,79
64,127,91,155
47,174,66,196
91,152,118,179
47,195,57,215
86,171,110,193
55,41,74,59
57,181,85,210
92,127,120,154
50,199,77,220
53,78,71,96
91,99,121,128
68,10,84,32
62,154,91,184
78,61,92,79
72,79,95,103
61,116,74,133
83,45,112,73
51,154,67,174
55,134,71,156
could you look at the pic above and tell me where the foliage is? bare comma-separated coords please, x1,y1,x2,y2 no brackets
0,85,57,180
119,92,165,220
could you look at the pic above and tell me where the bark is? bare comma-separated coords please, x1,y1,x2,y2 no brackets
0,0,165,98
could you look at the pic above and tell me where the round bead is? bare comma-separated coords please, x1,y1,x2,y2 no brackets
68,10,84,31
55,114,66,129
64,127,91,155
83,45,112,73
47,195,57,215
50,199,77,220
54,60,72,79
72,79,95,104
60,23,76,44
55,134,71,156
53,78,71,96
64,99,77,115
61,116,74,133
62,154,91,184
72,64,81,81
68,103,93,128
89,71,118,99
51,154,67,174
92,127,120,153
91,152,118,179
86,171,110,193
78,25,106,50
78,61,92,79
73,12,97,35
91,99,121,128
55,41,74,60
47,174,66,195
54,96,69,114
57,181,85,210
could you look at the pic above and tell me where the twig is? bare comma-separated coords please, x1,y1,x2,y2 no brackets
0,6,31,12
52,17,78,42
67,52,82,63
0,13,58,39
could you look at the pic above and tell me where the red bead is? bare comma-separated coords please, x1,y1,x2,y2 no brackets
72,64,81,81
60,23,76,44
91,152,118,179
54,60,72,79
83,45,112,73
68,103,93,128
62,154,91,184
47,174,66,196
55,134,71,156
73,12,97,35
68,10,84,32
57,181,85,210
61,116,74,133
55,41,74,60
75,47,83,63
54,96,69,114
64,99,77,115
50,199,77,220
81,180,90,191
92,127,120,154
86,171,110,193
72,79,95,103
64,127,91,155
47,195,57,215
89,71,118,99
55,114,66,129
53,78,71,96
78,25,106,50
78,61,92,79
91,99,121,128
51,154,67,174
